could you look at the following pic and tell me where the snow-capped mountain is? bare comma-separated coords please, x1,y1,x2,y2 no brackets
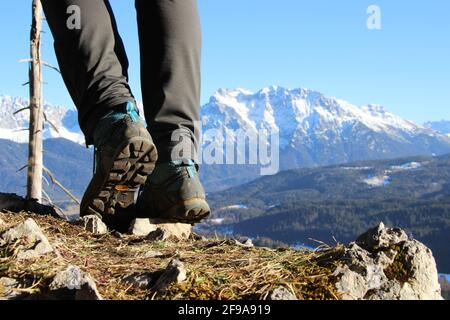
2,88,450,190
200,86,450,188
0,95,84,144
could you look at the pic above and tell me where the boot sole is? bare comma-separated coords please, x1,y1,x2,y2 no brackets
81,136,157,222
163,198,211,225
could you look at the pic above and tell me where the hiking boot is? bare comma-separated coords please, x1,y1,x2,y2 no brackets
80,101,158,229
136,159,210,224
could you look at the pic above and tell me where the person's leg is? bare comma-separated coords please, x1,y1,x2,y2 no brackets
135,0,202,163
41,0,134,144
134,0,209,224
42,0,157,228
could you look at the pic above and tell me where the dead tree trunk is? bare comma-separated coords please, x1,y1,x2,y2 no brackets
27,0,43,202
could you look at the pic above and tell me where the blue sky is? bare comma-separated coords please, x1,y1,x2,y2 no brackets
0,0,449,123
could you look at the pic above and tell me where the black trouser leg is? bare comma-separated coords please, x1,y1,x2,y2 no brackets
41,0,134,145
135,0,202,163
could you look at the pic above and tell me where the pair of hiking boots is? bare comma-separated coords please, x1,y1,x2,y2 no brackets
80,101,210,231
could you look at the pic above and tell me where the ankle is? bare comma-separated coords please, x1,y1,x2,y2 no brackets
93,101,142,146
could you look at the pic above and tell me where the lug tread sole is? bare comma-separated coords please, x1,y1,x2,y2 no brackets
84,138,157,217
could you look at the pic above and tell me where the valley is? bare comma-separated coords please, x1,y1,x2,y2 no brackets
201,154,450,273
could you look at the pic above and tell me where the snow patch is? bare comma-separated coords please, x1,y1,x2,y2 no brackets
208,218,226,225
217,204,249,211
341,166,373,171
363,175,391,187
390,162,422,172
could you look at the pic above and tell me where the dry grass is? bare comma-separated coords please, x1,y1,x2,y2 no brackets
0,211,341,300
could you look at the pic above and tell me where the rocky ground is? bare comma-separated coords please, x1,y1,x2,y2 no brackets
0,209,444,300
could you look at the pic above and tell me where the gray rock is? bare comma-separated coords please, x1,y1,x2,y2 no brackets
364,280,400,300
338,243,388,292
146,228,166,241
340,243,374,274
0,218,53,260
81,215,108,235
235,237,254,247
356,222,408,251
122,272,156,290
142,250,164,258
333,265,368,300
49,265,103,300
189,232,208,241
129,218,157,237
137,219,192,241
334,222,443,300
152,259,187,292
391,240,442,300
0,277,23,300
243,239,254,247
269,287,298,300
373,250,396,266
150,219,192,240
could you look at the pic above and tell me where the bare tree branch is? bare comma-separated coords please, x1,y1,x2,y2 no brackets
42,174,50,186
13,106,31,115
42,189,69,221
42,61,60,74
43,112,60,133
43,166,81,205
42,188,52,204
14,128,30,132
17,164,28,173
20,59,61,74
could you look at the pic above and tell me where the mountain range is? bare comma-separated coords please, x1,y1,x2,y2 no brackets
200,87,450,190
1,89,450,192
0,95,84,144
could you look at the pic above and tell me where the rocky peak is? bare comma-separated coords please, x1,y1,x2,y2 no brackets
334,222,442,300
